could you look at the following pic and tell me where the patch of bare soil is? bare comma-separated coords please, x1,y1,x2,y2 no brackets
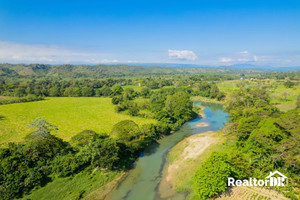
215,186,289,200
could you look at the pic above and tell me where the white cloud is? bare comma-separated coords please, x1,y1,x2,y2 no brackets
220,57,232,63
127,60,139,63
239,50,249,54
219,52,258,64
0,41,117,64
168,49,198,61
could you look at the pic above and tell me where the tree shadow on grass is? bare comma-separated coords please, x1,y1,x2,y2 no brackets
217,186,234,198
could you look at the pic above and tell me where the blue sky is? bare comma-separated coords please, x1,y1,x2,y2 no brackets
0,0,300,66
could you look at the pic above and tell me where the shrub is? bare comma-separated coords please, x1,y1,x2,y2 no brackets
70,130,103,148
193,152,232,199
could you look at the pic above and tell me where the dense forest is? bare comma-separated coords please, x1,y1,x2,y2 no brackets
0,75,227,105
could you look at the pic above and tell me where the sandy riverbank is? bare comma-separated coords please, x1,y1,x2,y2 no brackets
158,131,220,199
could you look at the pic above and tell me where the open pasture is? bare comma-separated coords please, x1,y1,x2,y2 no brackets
0,97,156,146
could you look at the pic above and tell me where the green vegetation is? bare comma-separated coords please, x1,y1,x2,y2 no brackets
0,64,299,199
193,152,232,199
0,81,197,199
166,131,228,198
20,169,121,200
0,95,44,105
192,87,300,199
0,97,156,146
217,79,300,111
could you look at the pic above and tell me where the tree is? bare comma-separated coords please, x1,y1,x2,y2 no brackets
209,84,219,98
165,91,194,122
216,91,226,101
128,102,139,116
140,87,151,97
78,138,120,169
237,116,261,142
110,120,143,151
70,130,103,148
81,86,94,97
99,85,112,96
49,86,60,96
111,84,123,96
247,118,290,150
193,152,232,200
14,87,26,97
284,81,295,88
150,91,167,112
112,95,123,105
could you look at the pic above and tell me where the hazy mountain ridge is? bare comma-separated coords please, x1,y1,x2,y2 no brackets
0,63,298,79
124,63,300,71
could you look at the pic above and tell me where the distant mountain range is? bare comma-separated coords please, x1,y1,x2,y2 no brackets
124,63,300,71
0,63,299,80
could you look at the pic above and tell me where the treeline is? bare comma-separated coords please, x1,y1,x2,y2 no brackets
0,77,226,102
192,87,300,199
0,95,44,105
0,90,197,199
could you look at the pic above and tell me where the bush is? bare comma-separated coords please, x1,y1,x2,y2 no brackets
128,102,139,116
77,138,120,169
193,152,232,199
70,130,103,148
110,120,143,151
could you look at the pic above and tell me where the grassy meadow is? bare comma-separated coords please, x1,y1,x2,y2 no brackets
0,97,156,146
21,169,122,200
217,79,300,111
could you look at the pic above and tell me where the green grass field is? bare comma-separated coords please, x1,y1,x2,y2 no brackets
0,97,156,146
21,169,122,200
217,80,300,111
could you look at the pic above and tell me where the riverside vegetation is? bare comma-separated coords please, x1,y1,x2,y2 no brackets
0,64,299,200
192,87,300,200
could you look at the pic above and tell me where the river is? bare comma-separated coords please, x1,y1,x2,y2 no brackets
108,102,229,200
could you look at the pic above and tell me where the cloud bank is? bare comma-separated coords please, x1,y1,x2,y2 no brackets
0,41,299,66
168,49,198,61
0,41,118,64
219,50,258,65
